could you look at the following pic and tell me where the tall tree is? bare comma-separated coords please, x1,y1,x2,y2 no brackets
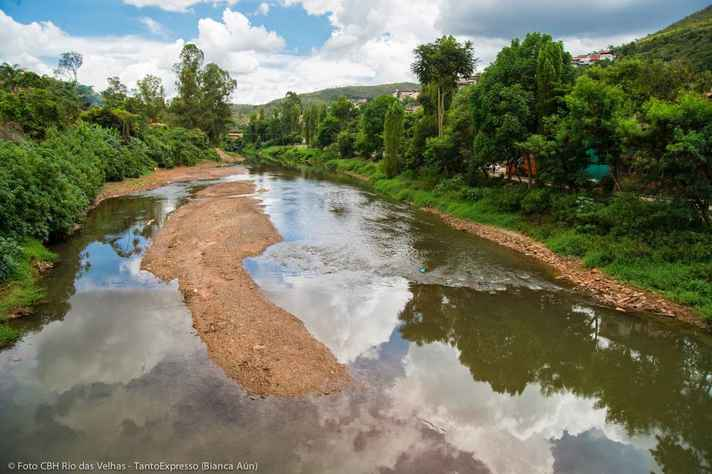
280,91,302,142
303,104,320,146
135,74,166,122
536,41,565,123
357,94,398,157
200,63,236,143
170,44,236,143
55,52,83,83
411,36,475,136
101,76,128,109
383,101,404,177
172,44,205,130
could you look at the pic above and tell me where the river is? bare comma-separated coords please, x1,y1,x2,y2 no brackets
1,166,711,473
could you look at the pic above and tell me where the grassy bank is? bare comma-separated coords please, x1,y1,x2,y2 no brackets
247,145,712,320
0,239,56,346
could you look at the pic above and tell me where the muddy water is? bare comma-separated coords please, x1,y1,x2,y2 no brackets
1,168,711,474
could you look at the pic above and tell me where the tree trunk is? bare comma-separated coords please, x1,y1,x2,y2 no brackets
437,87,445,137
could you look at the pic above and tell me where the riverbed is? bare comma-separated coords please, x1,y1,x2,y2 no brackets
1,165,711,473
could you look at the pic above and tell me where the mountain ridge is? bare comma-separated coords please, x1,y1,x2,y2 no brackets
616,5,712,70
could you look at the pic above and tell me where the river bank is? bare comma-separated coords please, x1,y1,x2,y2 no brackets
0,153,242,331
94,150,242,206
247,146,709,329
141,180,350,396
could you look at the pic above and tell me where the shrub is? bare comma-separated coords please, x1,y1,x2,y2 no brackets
546,230,591,257
0,237,22,282
0,324,19,346
486,185,528,212
520,188,552,215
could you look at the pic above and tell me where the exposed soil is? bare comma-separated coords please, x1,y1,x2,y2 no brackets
94,150,242,206
142,181,350,396
425,208,705,328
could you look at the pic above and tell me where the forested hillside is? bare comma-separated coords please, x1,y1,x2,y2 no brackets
0,44,235,341
617,5,712,71
233,82,419,123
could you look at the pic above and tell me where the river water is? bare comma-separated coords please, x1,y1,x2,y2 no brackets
1,166,711,474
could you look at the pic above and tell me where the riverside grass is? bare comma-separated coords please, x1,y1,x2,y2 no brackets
0,239,56,320
0,239,56,346
248,145,712,321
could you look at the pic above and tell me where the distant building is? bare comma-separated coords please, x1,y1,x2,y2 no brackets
573,50,616,66
227,131,243,140
457,73,482,88
393,89,420,101
349,97,368,107
705,90,712,100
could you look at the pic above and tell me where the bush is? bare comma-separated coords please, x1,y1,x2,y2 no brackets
0,237,22,282
486,185,528,212
546,230,591,257
337,129,356,158
520,188,552,215
0,324,19,346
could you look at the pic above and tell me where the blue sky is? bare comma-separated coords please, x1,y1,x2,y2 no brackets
0,0,332,53
0,0,709,103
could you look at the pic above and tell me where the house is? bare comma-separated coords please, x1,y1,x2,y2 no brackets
705,90,712,100
457,73,481,88
349,97,368,107
393,89,420,101
227,131,243,140
573,50,616,66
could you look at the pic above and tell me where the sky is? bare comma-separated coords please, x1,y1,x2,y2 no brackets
0,0,709,104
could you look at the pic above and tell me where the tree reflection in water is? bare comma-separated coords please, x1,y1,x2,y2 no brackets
398,284,712,473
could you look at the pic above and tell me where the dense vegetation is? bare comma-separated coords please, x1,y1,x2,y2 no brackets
244,32,712,320
232,82,420,124
0,43,235,341
617,5,712,72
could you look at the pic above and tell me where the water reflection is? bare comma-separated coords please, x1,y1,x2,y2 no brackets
0,168,710,474
397,284,712,473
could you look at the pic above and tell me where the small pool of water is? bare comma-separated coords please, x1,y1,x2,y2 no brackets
1,167,711,473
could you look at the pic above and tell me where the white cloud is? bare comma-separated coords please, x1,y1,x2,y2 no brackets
197,9,285,54
2,1,699,104
122,0,239,13
0,10,183,94
139,16,168,36
255,2,270,15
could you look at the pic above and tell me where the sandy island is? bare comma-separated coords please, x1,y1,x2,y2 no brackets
142,180,350,396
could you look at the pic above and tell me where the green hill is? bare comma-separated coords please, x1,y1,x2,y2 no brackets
232,82,420,124
616,5,712,70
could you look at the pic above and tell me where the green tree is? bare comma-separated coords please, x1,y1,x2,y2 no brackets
633,93,712,225
383,101,404,177
280,91,302,143
357,95,398,157
555,75,630,188
472,83,532,179
316,97,357,148
101,76,128,109
471,33,573,180
411,36,475,136
536,41,565,122
55,52,83,83
424,84,476,176
199,63,236,143
135,74,166,123
303,104,321,146
172,43,205,130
